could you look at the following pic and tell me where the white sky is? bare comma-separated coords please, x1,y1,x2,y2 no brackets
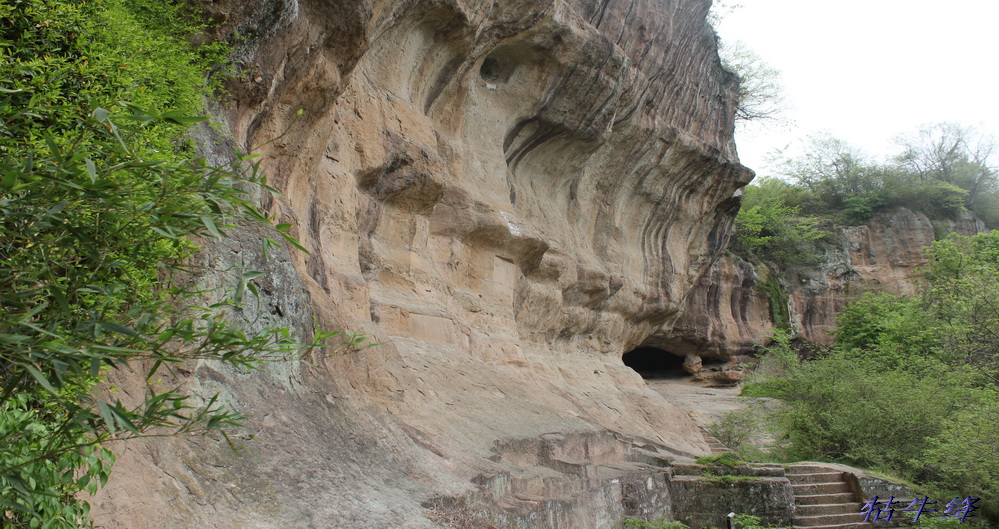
715,0,999,177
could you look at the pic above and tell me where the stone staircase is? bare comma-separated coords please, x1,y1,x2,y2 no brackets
786,464,873,529
698,427,731,455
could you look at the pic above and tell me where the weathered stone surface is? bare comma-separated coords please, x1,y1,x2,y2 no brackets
669,476,794,529
793,462,915,529
668,465,795,529
91,0,752,527
657,208,987,358
682,354,702,375
794,208,984,344
651,253,772,359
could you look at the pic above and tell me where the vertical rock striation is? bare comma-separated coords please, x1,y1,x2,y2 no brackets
657,208,988,363
91,1,754,527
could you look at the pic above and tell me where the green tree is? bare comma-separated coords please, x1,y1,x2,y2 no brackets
763,129,999,224
708,3,785,125
923,397,999,522
922,232,999,383
895,123,999,208
745,345,967,471
744,232,999,525
719,41,786,123
732,185,824,270
773,135,893,221
832,292,941,371
0,0,348,525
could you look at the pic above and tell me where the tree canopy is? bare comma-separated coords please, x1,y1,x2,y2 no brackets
755,126,999,227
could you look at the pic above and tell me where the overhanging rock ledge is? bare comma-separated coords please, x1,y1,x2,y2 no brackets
91,1,754,527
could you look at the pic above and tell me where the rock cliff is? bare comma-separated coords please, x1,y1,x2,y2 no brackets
91,1,753,527
661,208,987,365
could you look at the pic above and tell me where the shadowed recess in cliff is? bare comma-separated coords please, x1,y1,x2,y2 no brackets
621,347,686,379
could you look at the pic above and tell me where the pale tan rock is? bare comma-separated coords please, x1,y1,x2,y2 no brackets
793,208,984,343
651,254,774,359
682,354,702,375
91,0,753,527
659,208,987,359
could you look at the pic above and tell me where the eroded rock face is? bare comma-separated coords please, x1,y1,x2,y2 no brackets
91,1,752,527
659,208,987,359
793,208,984,343
651,253,773,359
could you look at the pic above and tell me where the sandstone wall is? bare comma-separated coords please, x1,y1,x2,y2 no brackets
91,1,754,527
659,208,987,361
795,208,985,344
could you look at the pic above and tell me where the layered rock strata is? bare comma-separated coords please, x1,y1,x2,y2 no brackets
659,208,987,364
91,0,753,527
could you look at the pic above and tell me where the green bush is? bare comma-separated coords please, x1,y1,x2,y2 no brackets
695,453,744,469
732,187,824,270
892,180,968,219
759,127,998,226
922,232,999,376
922,397,999,522
832,292,943,371
747,351,972,471
732,513,787,529
0,0,348,525
742,234,999,525
706,403,773,462
840,190,889,224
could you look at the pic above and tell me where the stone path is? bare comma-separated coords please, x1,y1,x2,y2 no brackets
644,377,892,529
644,375,747,427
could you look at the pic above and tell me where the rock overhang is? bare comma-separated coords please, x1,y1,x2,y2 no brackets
93,0,757,526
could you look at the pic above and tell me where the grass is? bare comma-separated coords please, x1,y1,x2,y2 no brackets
696,453,745,468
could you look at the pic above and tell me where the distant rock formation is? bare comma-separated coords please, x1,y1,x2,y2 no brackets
91,0,754,527
659,208,987,366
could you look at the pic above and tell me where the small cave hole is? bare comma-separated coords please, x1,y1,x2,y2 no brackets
479,57,502,82
622,347,687,380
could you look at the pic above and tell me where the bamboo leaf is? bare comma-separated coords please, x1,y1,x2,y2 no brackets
24,364,58,394
200,215,223,238
84,158,97,183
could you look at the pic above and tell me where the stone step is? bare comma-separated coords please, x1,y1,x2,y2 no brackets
795,493,857,505
786,464,872,529
792,482,851,496
699,429,731,454
791,523,874,529
788,472,845,484
793,512,872,527
787,464,842,474
796,502,865,517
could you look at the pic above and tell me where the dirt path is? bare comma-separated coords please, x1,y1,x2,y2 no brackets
644,375,748,428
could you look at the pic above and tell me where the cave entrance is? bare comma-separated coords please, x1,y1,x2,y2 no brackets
621,347,687,380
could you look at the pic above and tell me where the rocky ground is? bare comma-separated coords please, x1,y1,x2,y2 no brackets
644,373,747,428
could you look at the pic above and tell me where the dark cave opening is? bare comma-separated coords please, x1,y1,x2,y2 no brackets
622,347,687,380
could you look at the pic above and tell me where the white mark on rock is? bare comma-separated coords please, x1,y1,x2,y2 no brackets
500,211,521,237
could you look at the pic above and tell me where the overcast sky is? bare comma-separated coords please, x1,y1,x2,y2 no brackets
714,0,999,177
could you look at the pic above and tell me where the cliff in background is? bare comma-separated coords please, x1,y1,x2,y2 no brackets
91,1,755,527
662,208,987,366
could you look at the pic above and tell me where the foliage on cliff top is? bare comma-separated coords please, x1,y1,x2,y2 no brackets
732,124,997,280
730,182,824,272
0,0,331,526
753,126,999,227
